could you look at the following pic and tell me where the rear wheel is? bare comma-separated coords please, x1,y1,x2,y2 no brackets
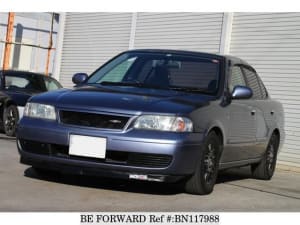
251,133,279,180
3,105,19,137
184,131,221,195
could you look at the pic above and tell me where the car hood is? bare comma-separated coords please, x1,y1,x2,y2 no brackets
31,85,214,115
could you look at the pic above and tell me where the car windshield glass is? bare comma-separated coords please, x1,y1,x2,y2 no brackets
5,75,45,92
87,52,221,94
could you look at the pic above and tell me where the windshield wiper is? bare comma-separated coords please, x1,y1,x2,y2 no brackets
99,81,142,87
169,85,211,94
99,81,171,90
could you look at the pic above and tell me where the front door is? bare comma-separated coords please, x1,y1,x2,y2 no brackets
221,65,257,163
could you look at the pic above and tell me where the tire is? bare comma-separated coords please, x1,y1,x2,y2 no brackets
251,133,279,180
3,105,19,137
184,131,221,195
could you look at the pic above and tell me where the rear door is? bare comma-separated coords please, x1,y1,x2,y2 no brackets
242,66,269,156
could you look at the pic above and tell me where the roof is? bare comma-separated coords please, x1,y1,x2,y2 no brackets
126,49,224,59
1,70,46,77
125,49,251,66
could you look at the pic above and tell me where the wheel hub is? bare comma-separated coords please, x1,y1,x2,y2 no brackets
4,109,16,133
266,144,275,171
204,143,216,183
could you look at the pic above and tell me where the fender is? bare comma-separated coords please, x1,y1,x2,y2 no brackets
205,120,226,146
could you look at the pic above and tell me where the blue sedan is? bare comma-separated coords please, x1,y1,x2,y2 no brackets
17,50,284,194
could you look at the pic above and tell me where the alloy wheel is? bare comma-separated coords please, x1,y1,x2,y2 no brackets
203,143,217,184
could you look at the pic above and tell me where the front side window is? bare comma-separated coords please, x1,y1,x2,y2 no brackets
87,52,221,95
229,66,246,93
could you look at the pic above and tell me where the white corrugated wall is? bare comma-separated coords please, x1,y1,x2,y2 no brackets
230,12,300,168
59,13,132,87
59,12,224,87
134,13,223,53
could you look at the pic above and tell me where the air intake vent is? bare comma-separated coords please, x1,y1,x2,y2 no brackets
20,139,173,168
127,153,172,168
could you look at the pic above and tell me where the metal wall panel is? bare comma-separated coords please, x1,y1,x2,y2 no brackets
134,13,223,53
59,13,132,87
230,13,300,168
59,13,224,87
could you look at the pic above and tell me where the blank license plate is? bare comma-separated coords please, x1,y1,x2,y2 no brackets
69,134,106,159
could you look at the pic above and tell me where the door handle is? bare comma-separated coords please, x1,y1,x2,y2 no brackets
251,110,256,116
271,110,275,115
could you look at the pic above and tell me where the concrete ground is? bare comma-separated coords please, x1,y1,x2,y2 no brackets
0,133,299,212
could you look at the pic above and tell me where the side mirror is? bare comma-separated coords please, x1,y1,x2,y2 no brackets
72,73,88,84
232,85,253,100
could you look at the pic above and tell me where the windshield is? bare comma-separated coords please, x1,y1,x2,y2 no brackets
87,52,221,94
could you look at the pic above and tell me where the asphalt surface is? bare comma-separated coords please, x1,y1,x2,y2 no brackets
0,133,299,212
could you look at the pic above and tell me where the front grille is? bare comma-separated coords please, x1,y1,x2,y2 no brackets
20,139,172,168
59,110,130,130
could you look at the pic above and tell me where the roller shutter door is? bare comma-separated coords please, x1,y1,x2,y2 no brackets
59,13,224,87
230,13,300,168
59,13,132,87
134,13,224,53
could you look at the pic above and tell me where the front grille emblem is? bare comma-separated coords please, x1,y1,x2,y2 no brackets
109,119,122,124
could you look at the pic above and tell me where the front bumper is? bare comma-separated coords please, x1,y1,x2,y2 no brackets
17,117,205,182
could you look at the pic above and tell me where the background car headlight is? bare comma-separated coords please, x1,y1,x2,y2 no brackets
24,103,56,120
133,115,193,132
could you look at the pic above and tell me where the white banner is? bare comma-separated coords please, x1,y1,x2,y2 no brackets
0,212,299,225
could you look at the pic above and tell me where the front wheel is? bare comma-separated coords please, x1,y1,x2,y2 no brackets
3,105,19,137
184,131,221,195
251,133,279,180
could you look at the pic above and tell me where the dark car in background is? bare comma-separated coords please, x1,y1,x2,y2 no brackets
17,50,284,195
0,70,62,136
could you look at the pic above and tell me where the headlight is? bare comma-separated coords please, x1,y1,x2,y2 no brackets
24,103,56,120
133,115,193,132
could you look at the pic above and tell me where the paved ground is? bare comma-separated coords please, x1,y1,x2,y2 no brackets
0,133,299,212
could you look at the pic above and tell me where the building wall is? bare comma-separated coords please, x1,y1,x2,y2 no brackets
0,12,59,75
58,12,300,168
134,13,223,52
59,13,132,87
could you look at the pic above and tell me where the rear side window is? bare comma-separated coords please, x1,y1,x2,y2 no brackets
242,67,263,99
257,76,268,99
229,66,246,92
44,78,62,91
